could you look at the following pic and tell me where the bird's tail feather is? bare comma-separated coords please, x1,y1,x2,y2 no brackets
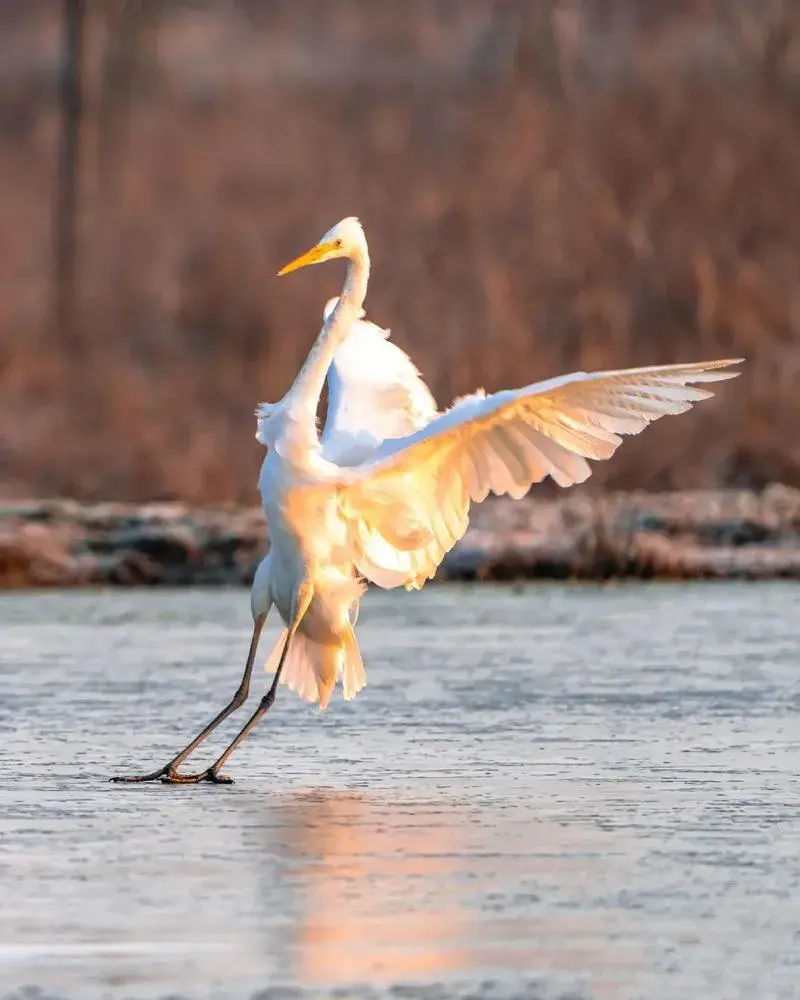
340,623,367,702
264,625,367,710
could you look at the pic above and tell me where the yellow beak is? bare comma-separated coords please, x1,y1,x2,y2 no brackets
277,239,337,277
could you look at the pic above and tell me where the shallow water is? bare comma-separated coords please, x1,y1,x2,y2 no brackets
0,583,798,1000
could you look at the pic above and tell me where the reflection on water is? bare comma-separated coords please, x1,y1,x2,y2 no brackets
1,583,799,999
247,789,641,995
264,791,476,982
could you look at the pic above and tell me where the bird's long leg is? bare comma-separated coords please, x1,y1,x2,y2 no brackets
110,611,268,784
164,582,314,785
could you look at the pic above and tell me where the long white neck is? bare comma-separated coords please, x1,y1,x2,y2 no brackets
285,240,370,424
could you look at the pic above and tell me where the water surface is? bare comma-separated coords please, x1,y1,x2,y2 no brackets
1,583,798,999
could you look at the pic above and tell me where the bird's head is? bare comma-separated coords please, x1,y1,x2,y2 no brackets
277,217,365,276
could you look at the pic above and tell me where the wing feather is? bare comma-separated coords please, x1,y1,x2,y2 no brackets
331,358,743,588
321,298,437,466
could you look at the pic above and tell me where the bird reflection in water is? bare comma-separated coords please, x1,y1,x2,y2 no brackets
253,789,641,995
261,790,475,983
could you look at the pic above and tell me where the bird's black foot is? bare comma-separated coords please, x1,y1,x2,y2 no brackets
110,765,175,784
111,764,234,785
160,767,234,786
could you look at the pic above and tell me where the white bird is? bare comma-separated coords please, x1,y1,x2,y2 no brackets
113,217,742,784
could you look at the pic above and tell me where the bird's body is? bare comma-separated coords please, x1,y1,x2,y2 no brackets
249,280,438,707
247,218,741,713
113,216,742,785
251,446,366,709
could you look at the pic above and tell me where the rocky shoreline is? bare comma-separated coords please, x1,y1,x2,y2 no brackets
1,486,799,588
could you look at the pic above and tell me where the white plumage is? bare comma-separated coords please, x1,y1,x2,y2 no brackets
113,216,743,785
320,295,437,466
334,359,740,590
247,219,740,719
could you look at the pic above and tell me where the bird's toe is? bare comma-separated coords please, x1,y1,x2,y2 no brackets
204,770,235,785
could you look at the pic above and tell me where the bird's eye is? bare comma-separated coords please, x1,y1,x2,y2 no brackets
334,239,343,249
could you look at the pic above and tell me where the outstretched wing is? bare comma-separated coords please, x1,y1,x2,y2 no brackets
320,297,437,465
332,358,743,590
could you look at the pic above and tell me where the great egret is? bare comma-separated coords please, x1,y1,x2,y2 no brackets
113,217,742,784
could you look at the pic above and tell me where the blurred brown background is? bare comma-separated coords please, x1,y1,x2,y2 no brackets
0,0,798,503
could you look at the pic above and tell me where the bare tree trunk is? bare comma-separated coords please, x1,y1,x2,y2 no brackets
54,0,86,353
98,0,153,193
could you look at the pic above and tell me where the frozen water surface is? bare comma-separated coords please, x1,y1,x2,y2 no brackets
0,583,798,999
